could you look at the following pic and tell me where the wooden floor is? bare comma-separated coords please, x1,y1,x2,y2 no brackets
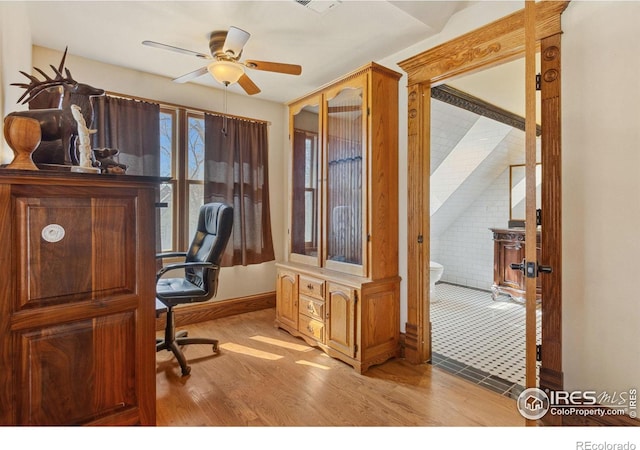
156,308,525,427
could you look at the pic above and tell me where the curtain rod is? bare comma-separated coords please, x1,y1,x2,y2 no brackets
105,90,271,125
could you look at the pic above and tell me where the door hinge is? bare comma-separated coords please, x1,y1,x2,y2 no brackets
354,344,358,353
536,73,542,91
536,344,542,362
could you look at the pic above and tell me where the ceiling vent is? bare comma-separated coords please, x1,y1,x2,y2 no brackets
294,0,342,14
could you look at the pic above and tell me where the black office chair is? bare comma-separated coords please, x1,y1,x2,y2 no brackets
156,202,233,376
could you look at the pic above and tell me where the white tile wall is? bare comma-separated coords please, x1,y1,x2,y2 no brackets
430,109,527,290
431,168,510,289
430,100,479,174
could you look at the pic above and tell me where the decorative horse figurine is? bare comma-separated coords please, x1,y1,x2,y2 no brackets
7,48,105,166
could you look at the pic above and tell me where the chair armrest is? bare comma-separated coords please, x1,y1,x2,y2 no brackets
156,261,219,280
156,251,187,260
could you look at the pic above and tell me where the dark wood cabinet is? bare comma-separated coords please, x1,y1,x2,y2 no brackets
0,169,159,425
490,227,541,302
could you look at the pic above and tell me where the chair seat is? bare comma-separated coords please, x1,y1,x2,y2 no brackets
157,277,207,305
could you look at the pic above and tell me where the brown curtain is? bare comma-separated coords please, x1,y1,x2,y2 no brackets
204,114,275,267
92,95,160,176
92,95,161,255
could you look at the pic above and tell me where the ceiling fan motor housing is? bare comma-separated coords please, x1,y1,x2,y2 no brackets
209,31,231,58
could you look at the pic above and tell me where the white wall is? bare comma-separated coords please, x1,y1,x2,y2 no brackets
562,1,640,395
24,46,288,302
0,3,32,164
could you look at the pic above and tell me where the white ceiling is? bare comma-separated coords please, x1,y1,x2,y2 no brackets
22,0,477,104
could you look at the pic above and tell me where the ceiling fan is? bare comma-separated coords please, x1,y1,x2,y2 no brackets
142,26,302,95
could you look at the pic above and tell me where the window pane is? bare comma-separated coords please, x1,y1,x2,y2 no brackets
291,103,320,259
159,182,174,251
188,183,204,240
160,111,173,178
187,115,205,181
304,190,315,243
326,86,363,265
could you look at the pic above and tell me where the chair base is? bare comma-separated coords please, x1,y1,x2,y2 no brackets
156,304,219,376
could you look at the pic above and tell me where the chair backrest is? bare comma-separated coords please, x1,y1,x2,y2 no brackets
185,202,233,297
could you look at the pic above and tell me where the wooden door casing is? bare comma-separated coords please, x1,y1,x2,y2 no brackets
397,1,567,414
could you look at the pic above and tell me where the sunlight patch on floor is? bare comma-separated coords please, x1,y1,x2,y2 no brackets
219,342,283,360
295,360,331,370
250,335,313,352
487,301,520,310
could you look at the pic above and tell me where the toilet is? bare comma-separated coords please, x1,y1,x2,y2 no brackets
430,261,444,297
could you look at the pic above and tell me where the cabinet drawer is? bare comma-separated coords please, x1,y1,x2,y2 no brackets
299,295,325,321
299,314,325,343
299,275,325,300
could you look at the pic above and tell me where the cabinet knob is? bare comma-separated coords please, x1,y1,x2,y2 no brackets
307,325,314,333
307,283,314,290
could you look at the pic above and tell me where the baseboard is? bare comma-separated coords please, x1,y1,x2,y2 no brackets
156,291,276,331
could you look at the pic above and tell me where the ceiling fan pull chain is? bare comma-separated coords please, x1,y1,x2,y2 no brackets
221,84,228,137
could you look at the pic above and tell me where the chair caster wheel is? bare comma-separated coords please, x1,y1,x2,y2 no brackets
212,342,219,352
181,366,191,377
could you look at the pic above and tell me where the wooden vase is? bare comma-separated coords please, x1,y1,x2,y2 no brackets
4,115,41,170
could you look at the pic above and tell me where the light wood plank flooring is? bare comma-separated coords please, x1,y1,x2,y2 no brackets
156,308,525,426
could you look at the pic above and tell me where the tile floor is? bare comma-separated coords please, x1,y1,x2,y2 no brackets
430,282,541,399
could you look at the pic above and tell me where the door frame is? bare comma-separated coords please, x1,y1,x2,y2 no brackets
398,1,568,426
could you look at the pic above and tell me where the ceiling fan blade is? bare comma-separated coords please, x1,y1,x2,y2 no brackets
173,66,208,83
142,40,211,60
237,73,261,95
223,26,251,58
244,60,302,76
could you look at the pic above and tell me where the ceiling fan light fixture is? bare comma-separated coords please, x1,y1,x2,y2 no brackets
207,61,245,86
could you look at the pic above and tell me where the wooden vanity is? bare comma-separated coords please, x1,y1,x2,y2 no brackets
490,227,541,302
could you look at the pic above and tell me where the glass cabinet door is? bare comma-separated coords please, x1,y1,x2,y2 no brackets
289,96,321,265
324,76,367,274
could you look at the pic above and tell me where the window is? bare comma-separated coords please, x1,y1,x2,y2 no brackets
106,93,274,264
159,109,175,251
159,107,206,252
186,113,205,241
